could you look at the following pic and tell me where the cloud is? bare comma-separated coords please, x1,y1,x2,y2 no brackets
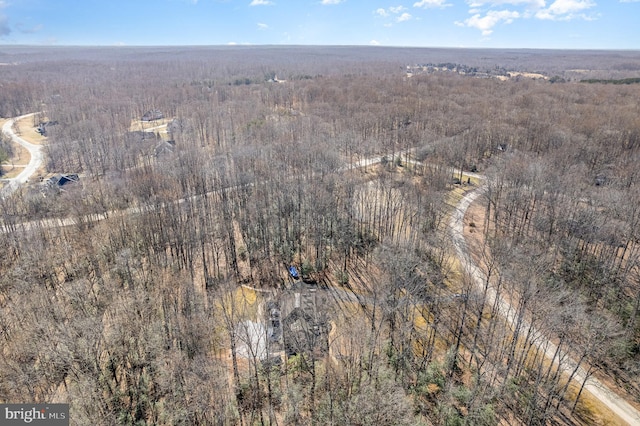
0,15,9,37
249,0,273,5
321,0,344,4
389,6,407,13
459,0,597,35
457,9,520,35
414,0,451,7
16,23,43,34
370,39,381,45
375,5,413,23
0,1,9,37
257,22,269,30
535,0,596,19
467,0,544,6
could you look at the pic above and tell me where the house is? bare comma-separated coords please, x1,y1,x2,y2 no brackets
36,121,59,136
141,110,164,122
47,173,79,187
283,307,317,356
44,173,80,192
166,118,185,135
154,140,175,158
278,283,329,358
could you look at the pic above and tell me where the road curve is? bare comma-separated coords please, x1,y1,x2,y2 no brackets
450,186,640,426
2,110,638,423
1,113,43,198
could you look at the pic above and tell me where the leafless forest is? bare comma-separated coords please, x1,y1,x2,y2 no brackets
1,46,640,425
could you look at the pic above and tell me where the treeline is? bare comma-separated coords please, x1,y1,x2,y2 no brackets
0,47,639,425
0,132,14,174
581,77,640,84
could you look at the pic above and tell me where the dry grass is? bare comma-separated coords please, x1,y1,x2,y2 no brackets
327,299,369,360
0,165,27,179
129,118,172,133
1,138,31,179
15,115,47,145
567,382,627,426
507,71,548,80
1,116,45,181
445,184,469,210
462,173,483,187
4,141,30,166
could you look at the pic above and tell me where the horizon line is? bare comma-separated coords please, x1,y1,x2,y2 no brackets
1,43,639,52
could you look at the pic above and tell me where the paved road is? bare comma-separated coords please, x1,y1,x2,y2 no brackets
450,186,640,426
1,113,43,198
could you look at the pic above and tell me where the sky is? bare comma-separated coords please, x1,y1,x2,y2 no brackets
0,0,638,49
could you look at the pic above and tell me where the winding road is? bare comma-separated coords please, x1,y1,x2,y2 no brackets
451,186,640,425
0,113,43,198
1,112,639,423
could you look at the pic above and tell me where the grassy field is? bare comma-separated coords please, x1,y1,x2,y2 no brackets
129,118,172,133
16,115,47,145
1,117,32,179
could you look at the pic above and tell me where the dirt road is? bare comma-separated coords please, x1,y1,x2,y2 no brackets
1,113,43,198
2,109,638,423
451,186,640,426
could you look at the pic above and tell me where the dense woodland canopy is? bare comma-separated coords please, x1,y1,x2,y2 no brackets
1,46,640,425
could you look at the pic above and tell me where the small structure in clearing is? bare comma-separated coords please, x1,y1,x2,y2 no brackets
141,110,164,122
36,121,58,136
46,173,79,188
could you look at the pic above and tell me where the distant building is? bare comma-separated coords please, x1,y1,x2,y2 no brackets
154,140,175,158
141,110,164,122
36,121,59,136
45,173,79,189
235,282,329,363
279,283,329,358
166,118,185,135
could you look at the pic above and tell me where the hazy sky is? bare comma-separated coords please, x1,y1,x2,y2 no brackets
0,0,638,49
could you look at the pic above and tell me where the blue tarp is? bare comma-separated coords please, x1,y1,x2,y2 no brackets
288,266,300,279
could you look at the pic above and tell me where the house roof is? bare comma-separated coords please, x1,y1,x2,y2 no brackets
141,110,164,122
